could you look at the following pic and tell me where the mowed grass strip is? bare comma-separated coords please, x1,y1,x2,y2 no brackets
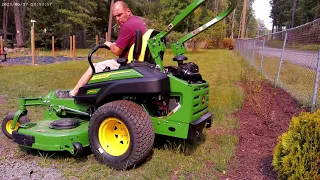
0,49,244,179
255,54,317,107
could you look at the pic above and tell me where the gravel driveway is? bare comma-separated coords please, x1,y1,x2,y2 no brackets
259,46,319,70
0,133,65,180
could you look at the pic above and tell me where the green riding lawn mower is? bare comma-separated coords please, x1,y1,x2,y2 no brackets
2,0,236,170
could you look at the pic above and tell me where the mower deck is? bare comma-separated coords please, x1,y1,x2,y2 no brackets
12,119,89,154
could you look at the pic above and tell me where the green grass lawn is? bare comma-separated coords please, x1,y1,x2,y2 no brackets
0,49,245,179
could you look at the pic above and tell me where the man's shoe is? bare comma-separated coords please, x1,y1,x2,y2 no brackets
55,90,73,98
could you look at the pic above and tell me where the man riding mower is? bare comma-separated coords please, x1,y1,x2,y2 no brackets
2,0,237,170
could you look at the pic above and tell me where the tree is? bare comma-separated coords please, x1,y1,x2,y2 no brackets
27,0,100,48
270,0,320,28
13,0,24,47
256,19,269,36
2,1,9,44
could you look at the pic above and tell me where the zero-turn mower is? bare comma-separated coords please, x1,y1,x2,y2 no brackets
2,0,237,170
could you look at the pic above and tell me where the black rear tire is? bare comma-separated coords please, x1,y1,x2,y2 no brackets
1,114,30,139
89,100,154,170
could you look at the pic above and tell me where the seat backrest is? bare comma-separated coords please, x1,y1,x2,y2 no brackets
133,30,142,60
143,30,166,64
127,29,155,63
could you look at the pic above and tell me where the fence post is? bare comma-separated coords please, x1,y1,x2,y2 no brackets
252,39,256,66
106,32,108,57
73,35,75,61
311,49,320,111
52,36,55,57
260,37,266,72
0,36,2,52
69,36,72,57
238,39,241,55
31,25,35,65
275,30,288,85
242,40,245,57
96,35,99,58
246,40,249,62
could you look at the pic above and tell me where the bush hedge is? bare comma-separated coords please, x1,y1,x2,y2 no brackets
273,110,320,179
221,38,234,50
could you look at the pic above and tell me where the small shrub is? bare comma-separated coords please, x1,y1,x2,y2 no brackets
207,39,217,48
272,110,320,179
221,38,234,50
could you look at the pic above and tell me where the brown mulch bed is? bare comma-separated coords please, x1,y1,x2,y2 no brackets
223,81,304,179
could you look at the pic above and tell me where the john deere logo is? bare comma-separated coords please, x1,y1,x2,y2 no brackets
202,96,206,104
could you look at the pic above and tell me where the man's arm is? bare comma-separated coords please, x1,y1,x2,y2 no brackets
104,41,123,56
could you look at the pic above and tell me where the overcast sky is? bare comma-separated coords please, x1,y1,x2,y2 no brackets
252,0,273,30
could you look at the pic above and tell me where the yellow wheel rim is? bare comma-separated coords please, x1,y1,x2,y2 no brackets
5,120,20,135
98,117,130,156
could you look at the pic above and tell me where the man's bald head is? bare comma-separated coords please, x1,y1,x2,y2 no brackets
112,1,129,10
112,1,133,25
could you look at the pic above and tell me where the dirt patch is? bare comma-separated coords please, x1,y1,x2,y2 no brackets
223,81,303,179
0,96,6,105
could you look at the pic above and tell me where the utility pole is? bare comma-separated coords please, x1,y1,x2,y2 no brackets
241,0,247,39
107,0,114,41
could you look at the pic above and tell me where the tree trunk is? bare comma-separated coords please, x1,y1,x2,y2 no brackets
230,9,236,39
238,9,242,38
204,40,209,49
291,0,297,28
315,0,320,19
214,0,218,16
271,23,274,40
2,1,9,44
13,0,24,47
245,15,250,39
21,0,27,43
83,30,87,48
192,40,197,53
241,0,247,38
107,0,114,41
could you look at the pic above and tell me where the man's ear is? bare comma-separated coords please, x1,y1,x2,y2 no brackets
127,9,132,15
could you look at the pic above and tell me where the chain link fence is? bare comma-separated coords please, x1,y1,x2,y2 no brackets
235,18,320,110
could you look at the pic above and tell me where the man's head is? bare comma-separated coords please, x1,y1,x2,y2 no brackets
112,1,133,26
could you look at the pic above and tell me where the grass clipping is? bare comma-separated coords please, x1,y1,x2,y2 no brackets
273,110,320,179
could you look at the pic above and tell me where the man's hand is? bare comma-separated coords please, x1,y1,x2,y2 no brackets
104,41,123,56
104,41,113,48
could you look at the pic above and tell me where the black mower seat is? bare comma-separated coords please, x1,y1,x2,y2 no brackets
117,30,143,66
127,29,165,65
127,29,154,63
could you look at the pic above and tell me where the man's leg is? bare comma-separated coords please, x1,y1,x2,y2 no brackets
69,59,120,96
69,66,93,96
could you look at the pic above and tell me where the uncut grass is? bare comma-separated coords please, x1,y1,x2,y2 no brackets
0,49,244,179
259,55,316,107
